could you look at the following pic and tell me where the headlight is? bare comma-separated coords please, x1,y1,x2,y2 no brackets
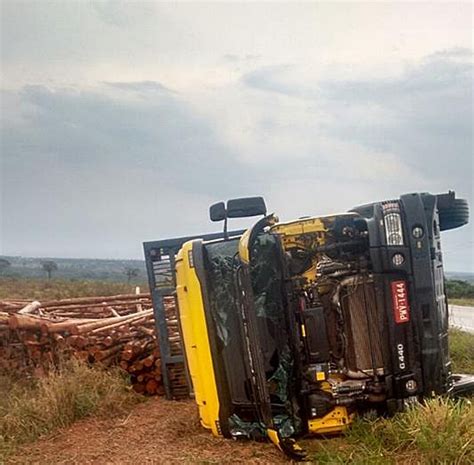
392,253,405,266
382,202,404,246
405,379,417,393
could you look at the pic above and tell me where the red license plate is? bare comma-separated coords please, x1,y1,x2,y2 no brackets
391,280,410,324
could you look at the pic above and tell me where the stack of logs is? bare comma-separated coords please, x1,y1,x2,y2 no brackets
0,293,183,395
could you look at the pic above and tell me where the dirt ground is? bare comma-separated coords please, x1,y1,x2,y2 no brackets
7,398,288,465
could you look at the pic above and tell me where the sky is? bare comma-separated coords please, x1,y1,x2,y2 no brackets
0,1,473,272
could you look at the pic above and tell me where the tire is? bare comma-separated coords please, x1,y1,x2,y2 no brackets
438,198,469,231
350,202,376,218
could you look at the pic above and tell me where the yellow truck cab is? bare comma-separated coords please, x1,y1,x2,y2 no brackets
145,193,473,459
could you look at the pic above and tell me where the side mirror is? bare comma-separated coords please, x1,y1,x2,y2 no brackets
210,202,226,222
226,197,267,218
209,196,267,239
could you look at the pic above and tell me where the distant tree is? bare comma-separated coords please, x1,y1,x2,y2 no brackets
446,279,474,299
41,260,58,280
0,258,11,275
124,267,140,284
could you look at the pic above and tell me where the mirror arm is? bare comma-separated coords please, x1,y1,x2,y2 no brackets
224,216,228,240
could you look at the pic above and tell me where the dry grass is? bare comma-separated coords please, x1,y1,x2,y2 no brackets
0,359,141,461
7,397,286,465
450,298,474,307
0,277,146,300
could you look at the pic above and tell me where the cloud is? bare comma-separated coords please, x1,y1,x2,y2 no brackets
1,48,472,270
103,81,173,94
222,54,262,63
241,65,305,97
0,82,261,257
91,1,133,27
239,48,473,192
428,47,473,60
317,48,473,189
222,54,240,63
2,83,252,193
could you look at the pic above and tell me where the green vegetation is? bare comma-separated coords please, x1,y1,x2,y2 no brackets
0,359,142,460
0,277,147,300
0,258,11,275
40,260,58,280
446,279,474,303
0,256,146,283
124,266,141,284
450,328,474,373
306,398,473,464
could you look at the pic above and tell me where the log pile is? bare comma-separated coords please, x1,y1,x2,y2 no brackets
0,293,182,396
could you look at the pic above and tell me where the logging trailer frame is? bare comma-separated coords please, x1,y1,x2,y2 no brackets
143,230,245,399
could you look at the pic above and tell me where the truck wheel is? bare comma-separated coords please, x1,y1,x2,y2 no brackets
438,198,469,231
350,202,375,218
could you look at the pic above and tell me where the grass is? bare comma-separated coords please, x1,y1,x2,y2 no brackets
0,277,148,300
0,359,142,461
0,278,147,461
306,398,474,464
450,298,474,307
450,328,474,374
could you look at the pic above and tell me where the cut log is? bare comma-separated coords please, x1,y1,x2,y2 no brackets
18,301,42,315
89,313,152,335
72,310,153,335
0,291,177,399
145,379,159,395
40,293,151,308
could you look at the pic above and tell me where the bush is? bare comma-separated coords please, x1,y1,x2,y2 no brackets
446,279,474,299
0,359,141,459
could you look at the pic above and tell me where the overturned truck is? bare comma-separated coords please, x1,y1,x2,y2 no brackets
144,191,473,459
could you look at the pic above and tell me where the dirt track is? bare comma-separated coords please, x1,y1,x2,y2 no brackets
8,398,287,465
